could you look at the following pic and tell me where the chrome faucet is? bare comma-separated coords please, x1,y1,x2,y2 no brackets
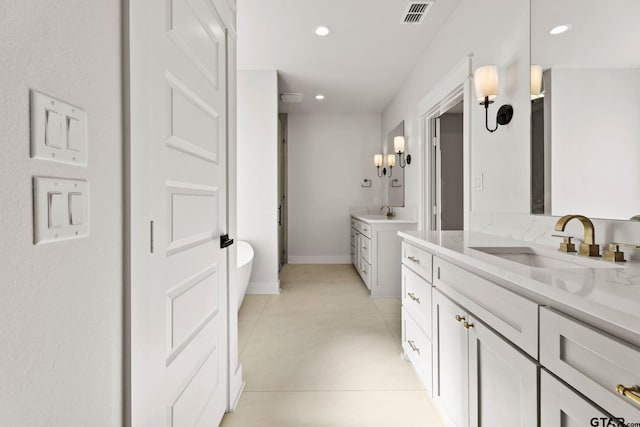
380,205,394,219
554,214,600,257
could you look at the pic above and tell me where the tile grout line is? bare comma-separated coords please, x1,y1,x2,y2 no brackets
238,295,274,356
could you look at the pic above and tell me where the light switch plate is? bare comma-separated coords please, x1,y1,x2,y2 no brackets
30,90,87,166
33,177,89,244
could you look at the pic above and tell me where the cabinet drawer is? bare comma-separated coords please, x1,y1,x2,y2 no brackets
433,257,538,358
360,258,371,290
351,219,371,238
402,307,433,395
540,307,640,420
360,236,371,263
351,229,357,248
402,266,432,339
402,242,433,282
540,370,612,427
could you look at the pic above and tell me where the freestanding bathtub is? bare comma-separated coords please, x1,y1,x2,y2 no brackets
236,240,254,308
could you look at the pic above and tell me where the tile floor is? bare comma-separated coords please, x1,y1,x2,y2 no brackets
220,264,445,427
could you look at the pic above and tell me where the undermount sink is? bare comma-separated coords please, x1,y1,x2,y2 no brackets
469,246,618,270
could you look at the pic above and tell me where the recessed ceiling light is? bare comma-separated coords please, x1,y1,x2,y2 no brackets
549,24,571,35
314,26,330,37
315,94,325,100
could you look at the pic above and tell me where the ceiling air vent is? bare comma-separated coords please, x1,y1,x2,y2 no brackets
280,93,303,103
402,1,434,24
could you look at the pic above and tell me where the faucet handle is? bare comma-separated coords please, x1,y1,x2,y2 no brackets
603,243,640,262
552,234,577,253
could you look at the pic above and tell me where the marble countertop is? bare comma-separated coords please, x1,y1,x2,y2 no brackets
399,230,640,341
352,214,417,224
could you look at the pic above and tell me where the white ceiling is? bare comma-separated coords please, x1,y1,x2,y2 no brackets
237,0,461,113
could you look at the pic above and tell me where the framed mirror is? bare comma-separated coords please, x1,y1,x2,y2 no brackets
387,121,404,207
530,0,640,221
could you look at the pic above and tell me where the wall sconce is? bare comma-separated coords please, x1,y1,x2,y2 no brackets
530,65,544,100
473,65,513,133
374,154,386,177
393,136,411,168
386,154,396,177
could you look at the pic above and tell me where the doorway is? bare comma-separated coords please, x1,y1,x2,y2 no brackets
432,101,464,230
418,56,472,231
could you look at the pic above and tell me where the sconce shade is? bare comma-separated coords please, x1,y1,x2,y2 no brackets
474,65,499,102
530,65,543,99
374,154,383,167
387,154,396,167
393,136,405,154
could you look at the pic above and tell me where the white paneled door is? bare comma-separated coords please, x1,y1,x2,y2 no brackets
130,0,229,425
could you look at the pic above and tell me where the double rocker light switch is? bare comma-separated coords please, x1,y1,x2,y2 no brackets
31,90,87,166
34,177,89,244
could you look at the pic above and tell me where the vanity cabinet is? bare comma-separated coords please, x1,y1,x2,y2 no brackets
351,216,417,297
432,289,538,427
398,231,640,427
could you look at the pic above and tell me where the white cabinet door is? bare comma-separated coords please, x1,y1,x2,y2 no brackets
468,317,538,427
433,290,469,427
541,371,616,427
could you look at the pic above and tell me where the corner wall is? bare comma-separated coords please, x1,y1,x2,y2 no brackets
237,69,280,293
0,1,123,425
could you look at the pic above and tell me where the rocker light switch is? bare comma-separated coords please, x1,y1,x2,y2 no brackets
33,177,89,244
45,111,64,149
48,192,65,228
67,117,84,152
68,193,83,225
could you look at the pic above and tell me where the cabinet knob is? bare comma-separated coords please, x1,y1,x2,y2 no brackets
617,384,640,407
463,322,474,330
407,292,420,304
455,315,465,322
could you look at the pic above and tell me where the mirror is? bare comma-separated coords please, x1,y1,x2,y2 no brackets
387,121,404,207
530,0,640,220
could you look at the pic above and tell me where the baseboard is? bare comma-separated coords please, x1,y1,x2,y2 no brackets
246,280,281,295
288,255,351,264
228,363,245,412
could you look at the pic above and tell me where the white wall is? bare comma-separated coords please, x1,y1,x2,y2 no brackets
0,1,122,425
288,113,383,263
382,0,531,222
237,69,280,293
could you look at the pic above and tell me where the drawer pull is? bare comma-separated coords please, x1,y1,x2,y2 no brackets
408,340,421,355
617,384,640,407
455,315,466,322
407,256,420,264
407,292,420,304
463,322,474,330
362,246,367,250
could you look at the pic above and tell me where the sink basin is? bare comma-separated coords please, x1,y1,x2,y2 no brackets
469,246,617,269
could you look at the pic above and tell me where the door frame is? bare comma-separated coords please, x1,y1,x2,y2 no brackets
417,55,473,231
124,1,241,425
